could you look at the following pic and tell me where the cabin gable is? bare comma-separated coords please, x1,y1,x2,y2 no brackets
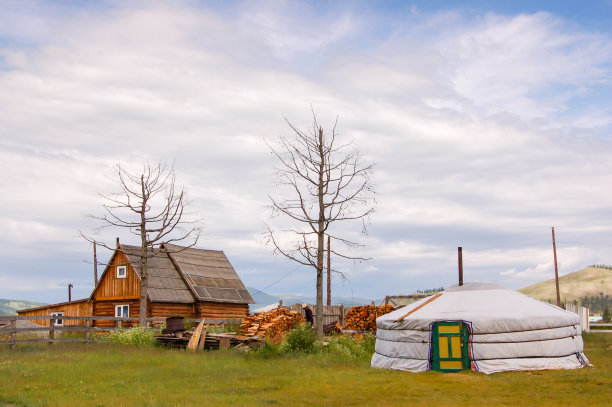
93,249,140,301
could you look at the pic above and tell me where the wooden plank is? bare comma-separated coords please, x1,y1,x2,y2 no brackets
394,293,443,322
187,320,206,351
197,324,208,350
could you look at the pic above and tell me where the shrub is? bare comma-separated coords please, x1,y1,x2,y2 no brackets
603,305,611,323
99,327,156,347
280,323,317,354
326,333,376,360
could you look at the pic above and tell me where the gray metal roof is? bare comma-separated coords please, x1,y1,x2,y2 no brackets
165,244,254,304
122,245,194,303
122,244,254,304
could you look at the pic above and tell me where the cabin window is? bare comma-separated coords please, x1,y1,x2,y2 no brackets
51,312,64,327
117,265,127,279
115,305,129,318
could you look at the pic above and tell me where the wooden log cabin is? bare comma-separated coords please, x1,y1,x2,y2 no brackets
18,241,254,327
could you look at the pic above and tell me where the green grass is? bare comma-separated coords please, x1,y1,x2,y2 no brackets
0,333,610,407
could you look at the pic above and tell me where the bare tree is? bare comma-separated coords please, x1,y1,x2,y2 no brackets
266,113,375,337
84,161,202,326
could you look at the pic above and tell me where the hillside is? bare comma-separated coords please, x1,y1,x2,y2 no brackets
247,287,374,310
519,266,612,306
0,299,46,315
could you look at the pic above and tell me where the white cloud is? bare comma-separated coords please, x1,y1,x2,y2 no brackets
1,2,612,302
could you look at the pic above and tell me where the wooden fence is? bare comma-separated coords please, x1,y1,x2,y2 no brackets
0,315,233,348
277,302,370,326
589,323,612,333
565,304,590,332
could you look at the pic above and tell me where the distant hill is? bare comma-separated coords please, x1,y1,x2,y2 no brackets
519,266,612,306
0,299,46,315
246,287,374,310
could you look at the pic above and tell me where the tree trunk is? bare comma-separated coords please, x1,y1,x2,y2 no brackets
139,175,148,327
315,127,325,339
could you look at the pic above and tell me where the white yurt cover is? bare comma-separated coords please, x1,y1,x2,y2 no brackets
371,282,590,374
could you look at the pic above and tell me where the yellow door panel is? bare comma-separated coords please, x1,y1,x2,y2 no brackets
438,325,460,334
440,360,463,370
439,337,449,358
450,336,461,357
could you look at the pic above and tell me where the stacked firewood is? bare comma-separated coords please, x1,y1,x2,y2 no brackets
240,308,305,343
343,304,394,331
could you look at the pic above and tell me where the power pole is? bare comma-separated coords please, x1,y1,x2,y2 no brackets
93,241,99,286
326,235,331,306
552,227,561,307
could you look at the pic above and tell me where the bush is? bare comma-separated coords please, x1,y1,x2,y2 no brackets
280,323,317,354
99,327,156,347
326,333,376,360
603,305,611,323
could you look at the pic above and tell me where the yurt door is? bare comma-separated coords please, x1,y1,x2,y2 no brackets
431,322,470,372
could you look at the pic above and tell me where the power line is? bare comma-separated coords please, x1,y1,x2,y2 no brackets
250,264,303,297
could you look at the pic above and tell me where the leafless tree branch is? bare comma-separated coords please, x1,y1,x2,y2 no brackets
265,111,375,337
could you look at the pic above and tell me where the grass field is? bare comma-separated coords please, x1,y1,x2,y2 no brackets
0,333,610,407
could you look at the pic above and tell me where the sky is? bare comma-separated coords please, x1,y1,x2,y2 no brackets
1,0,612,304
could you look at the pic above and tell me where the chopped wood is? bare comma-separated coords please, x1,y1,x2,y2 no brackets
239,308,304,343
323,321,342,335
342,304,394,331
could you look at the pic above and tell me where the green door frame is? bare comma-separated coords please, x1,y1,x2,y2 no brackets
431,321,470,372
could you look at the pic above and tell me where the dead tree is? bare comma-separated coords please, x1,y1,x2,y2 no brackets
266,113,375,337
85,161,201,326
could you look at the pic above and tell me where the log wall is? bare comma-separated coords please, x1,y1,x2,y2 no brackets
16,300,92,327
196,302,249,321
93,300,140,328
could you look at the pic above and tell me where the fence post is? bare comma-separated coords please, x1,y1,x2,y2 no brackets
340,305,345,326
49,317,55,346
85,318,91,342
10,318,16,349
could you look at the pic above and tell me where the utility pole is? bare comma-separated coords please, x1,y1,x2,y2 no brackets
326,235,331,306
93,241,99,286
552,227,561,307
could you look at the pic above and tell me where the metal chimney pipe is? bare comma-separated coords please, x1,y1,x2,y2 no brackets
458,247,464,286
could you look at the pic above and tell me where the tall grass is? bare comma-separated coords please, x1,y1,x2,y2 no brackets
0,333,609,406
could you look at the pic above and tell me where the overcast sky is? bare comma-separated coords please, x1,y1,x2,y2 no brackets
1,0,612,304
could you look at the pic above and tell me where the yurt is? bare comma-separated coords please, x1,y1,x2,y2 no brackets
371,282,590,374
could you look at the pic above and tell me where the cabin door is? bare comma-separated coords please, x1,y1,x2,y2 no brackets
431,321,470,372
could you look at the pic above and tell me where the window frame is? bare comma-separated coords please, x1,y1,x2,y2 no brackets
50,311,64,327
115,304,129,318
116,265,127,279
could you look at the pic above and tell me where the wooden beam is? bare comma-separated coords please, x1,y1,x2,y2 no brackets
187,320,206,351
394,293,443,322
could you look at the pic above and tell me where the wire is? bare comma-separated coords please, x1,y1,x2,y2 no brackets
250,263,303,297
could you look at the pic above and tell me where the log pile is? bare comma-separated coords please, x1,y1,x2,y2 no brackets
240,308,305,343
342,304,394,331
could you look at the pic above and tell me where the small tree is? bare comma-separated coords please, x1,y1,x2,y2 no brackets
266,112,375,338
603,305,611,323
85,161,202,326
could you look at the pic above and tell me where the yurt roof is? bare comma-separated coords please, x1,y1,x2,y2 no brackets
378,282,579,333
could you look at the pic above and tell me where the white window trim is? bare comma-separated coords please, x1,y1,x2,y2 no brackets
115,304,129,318
116,265,127,279
51,311,64,327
